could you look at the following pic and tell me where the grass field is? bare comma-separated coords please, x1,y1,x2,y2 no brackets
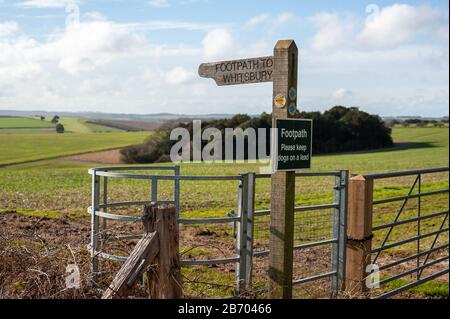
0,127,447,212
0,117,53,129
0,127,447,230
0,116,125,135
0,116,151,166
0,131,151,166
57,117,123,133
0,126,448,298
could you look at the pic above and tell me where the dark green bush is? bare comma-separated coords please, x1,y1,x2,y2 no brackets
121,106,393,163
55,124,65,133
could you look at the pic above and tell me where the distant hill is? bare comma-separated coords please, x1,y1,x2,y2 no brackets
0,110,236,121
2,109,447,123
382,116,449,122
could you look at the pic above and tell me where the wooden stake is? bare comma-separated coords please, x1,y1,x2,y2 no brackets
345,175,373,296
146,204,183,299
102,231,159,299
269,40,298,299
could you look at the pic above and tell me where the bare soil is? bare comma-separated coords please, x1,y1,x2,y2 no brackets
63,149,124,164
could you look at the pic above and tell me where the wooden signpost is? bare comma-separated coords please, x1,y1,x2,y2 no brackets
199,56,274,86
269,40,298,299
199,40,300,299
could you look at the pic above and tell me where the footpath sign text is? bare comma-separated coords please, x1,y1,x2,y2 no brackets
198,56,274,86
273,118,312,172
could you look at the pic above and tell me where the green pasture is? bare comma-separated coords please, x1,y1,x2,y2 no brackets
0,131,151,166
0,116,124,134
0,128,447,250
57,117,123,133
0,127,447,214
0,126,448,298
0,117,53,129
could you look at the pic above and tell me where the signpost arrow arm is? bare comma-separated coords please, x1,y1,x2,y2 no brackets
269,40,298,299
198,56,274,86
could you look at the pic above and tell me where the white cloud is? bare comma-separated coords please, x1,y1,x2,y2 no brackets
36,21,144,74
83,11,107,22
0,35,42,81
0,21,144,77
201,28,234,59
309,12,353,51
309,4,447,52
245,14,269,28
148,0,170,8
0,84,14,98
357,4,443,49
0,21,18,38
80,78,116,94
332,88,353,100
244,12,293,30
121,20,218,32
165,66,193,85
435,25,449,43
15,0,77,9
274,12,294,25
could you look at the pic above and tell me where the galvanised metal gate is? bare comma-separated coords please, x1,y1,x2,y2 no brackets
366,167,449,299
87,166,348,297
240,171,349,296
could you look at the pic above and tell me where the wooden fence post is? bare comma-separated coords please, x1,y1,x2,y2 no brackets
102,231,159,299
102,204,183,299
146,204,183,299
345,175,373,297
268,39,298,299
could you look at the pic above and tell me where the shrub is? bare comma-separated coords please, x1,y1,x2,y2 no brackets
51,115,60,124
55,124,65,133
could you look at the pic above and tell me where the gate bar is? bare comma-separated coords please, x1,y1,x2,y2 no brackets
364,167,449,179
375,269,449,299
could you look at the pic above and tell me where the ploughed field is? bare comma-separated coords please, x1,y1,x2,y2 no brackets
0,126,448,298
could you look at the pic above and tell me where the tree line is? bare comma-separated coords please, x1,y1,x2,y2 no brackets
120,106,394,164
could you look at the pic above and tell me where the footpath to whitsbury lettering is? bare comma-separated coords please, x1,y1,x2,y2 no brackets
199,56,274,86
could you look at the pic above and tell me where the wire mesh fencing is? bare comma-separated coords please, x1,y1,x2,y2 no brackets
250,171,348,298
87,167,348,298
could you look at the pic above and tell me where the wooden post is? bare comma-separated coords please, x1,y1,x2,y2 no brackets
102,231,159,299
146,204,183,299
269,40,298,299
345,175,373,297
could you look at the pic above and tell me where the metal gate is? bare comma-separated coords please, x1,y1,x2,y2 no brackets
365,167,449,299
241,171,349,297
88,166,348,297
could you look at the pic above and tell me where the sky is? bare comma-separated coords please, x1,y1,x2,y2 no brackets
0,0,448,117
